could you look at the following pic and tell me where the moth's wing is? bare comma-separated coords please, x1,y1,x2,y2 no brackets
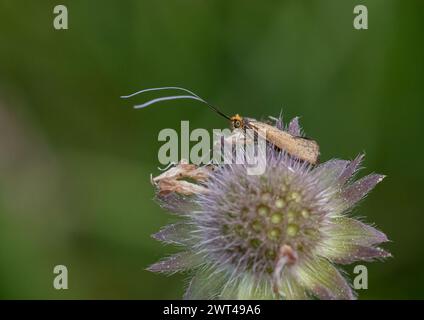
248,121,320,164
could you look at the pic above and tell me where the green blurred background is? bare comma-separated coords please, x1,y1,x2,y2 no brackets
0,0,423,299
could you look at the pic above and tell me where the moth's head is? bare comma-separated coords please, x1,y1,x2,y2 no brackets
230,114,244,129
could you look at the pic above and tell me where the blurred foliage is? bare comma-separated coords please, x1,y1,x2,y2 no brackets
0,0,423,299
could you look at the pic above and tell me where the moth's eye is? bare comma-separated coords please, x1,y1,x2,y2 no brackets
234,120,241,128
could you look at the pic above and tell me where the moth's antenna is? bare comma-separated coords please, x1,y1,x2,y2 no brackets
121,86,200,99
133,95,205,109
121,87,231,121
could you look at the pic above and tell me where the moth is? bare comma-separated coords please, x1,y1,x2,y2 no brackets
121,87,320,165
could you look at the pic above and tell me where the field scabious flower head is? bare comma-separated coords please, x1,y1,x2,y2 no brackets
148,115,390,300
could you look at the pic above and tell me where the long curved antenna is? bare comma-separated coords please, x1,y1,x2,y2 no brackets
134,95,205,109
121,86,201,99
121,86,231,120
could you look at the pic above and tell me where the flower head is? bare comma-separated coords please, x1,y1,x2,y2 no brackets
148,116,390,300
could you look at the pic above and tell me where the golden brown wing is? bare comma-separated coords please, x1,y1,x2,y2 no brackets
247,121,320,164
